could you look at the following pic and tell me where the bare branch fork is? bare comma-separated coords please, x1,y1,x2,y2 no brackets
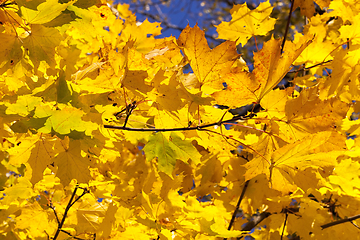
51,185,90,240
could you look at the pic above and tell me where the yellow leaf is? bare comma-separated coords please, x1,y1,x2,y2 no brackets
339,15,360,44
7,134,40,166
177,24,239,93
22,24,62,69
35,104,97,136
216,1,276,46
319,45,360,102
53,139,94,186
116,3,133,19
71,61,106,82
5,95,42,117
213,36,312,106
0,33,22,71
26,136,63,185
119,19,162,53
259,87,349,142
19,0,74,24
1,177,35,207
245,132,344,193
329,158,360,197
253,35,312,101
16,202,56,238
212,67,259,107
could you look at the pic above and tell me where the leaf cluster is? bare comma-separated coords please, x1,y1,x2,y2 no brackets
1,0,360,239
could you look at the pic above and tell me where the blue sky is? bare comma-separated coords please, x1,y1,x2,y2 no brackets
114,0,269,41
114,0,237,45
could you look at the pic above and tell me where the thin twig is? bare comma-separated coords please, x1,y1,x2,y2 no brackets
104,113,256,132
48,203,60,225
351,221,360,230
281,212,288,240
69,187,89,209
237,212,272,239
52,185,89,240
288,60,332,73
53,185,79,240
60,229,85,240
224,180,250,240
321,214,360,229
281,0,295,53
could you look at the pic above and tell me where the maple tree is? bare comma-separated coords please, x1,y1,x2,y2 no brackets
1,0,360,239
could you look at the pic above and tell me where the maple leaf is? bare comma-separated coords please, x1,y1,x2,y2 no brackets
339,15,360,44
0,33,22,71
213,35,313,107
177,24,239,93
216,0,276,46
1,177,36,207
329,158,360,197
34,103,97,136
245,132,344,193
319,44,360,102
22,24,62,69
15,202,55,237
258,87,349,142
253,35,313,100
212,67,259,107
143,132,201,176
2,1,360,239
119,18,162,53
52,138,94,186
18,0,73,25
5,95,42,117
0,1,22,27
7,133,63,184
97,202,117,238
328,0,359,23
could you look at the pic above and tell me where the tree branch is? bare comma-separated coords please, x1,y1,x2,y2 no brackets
104,113,256,132
53,185,89,240
224,180,250,240
321,214,360,229
281,0,295,53
288,60,332,73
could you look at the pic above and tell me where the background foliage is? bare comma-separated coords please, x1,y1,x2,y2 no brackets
1,0,360,239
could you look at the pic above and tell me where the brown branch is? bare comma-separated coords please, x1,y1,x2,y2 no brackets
224,180,250,240
288,60,332,73
321,214,360,229
281,212,288,240
236,212,272,239
281,0,295,53
104,113,256,132
53,185,89,240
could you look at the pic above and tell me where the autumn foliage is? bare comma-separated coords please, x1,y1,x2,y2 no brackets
1,0,360,239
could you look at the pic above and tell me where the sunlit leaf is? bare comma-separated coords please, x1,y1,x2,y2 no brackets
216,1,276,46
